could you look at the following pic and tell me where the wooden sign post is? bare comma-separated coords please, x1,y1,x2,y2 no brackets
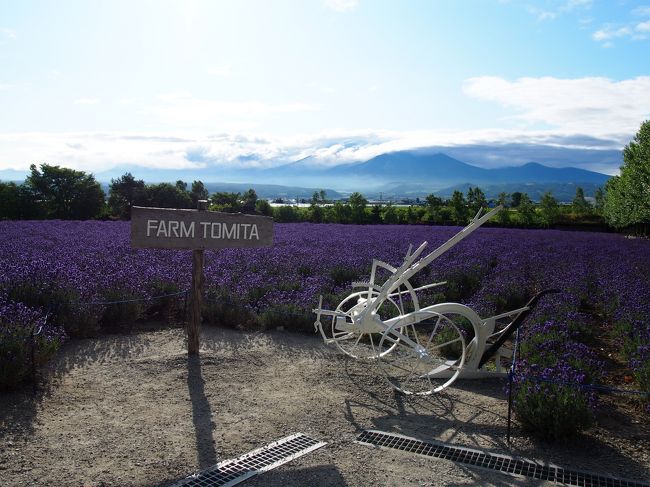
131,202,274,355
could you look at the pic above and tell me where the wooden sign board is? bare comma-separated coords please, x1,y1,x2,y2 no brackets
131,206,273,250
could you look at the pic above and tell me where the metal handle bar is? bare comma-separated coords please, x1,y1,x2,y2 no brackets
477,288,560,368
360,205,502,319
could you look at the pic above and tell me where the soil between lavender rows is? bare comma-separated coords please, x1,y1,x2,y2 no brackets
1,326,648,487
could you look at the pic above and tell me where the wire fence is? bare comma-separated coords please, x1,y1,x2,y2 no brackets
30,288,650,400
80,289,190,306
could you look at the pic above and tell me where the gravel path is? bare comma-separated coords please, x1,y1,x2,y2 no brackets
1,326,648,486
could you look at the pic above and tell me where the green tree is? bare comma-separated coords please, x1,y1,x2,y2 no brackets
310,204,323,223
604,120,650,231
511,192,523,208
382,203,398,224
146,182,192,209
424,193,444,224
449,190,468,225
255,199,273,217
348,192,368,224
26,163,105,219
572,187,591,216
0,181,40,219
210,192,241,212
0,181,23,220
108,172,146,219
369,204,382,224
517,193,536,226
241,188,258,214
425,194,443,209
496,192,510,225
466,186,487,215
406,206,417,224
539,191,560,227
309,190,324,222
594,187,605,214
331,201,351,223
274,205,299,222
190,180,209,206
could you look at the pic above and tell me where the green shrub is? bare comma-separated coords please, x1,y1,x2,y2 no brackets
145,281,184,322
5,282,100,337
0,299,65,389
329,265,362,287
443,268,483,301
203,288,259,330
259,304,313,333
99,288,143,333
612,319,643,360
514,379,594,440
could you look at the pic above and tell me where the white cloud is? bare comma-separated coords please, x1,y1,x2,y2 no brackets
462,76,650,136
147,94,318,130
593,24,635,42
119,97,138,105
206,65,232,77
528,7,557,21
74,98,100,105
307,82,336,94
0,82,16,90
632,6,650,17
0,128,627,177
0,28,16,39
0,132,206,173
593,14,650,44
636,20,650,32
527,0,592,21
324,0,358,12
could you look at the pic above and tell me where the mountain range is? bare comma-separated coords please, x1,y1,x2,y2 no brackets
244,150,611,201
2,149,613,202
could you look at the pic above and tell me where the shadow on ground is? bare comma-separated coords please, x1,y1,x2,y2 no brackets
341,354,650,485
187,355,218,469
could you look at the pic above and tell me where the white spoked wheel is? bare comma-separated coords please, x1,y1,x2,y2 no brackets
378,312,467,395
330,291,403,360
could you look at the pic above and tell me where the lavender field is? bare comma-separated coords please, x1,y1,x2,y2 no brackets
1,220,649,436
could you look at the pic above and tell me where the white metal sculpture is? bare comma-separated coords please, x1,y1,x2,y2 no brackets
314,206,556,395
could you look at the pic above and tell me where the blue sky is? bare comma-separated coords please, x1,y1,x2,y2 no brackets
1,0,649,178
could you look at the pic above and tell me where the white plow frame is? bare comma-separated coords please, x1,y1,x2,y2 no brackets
314,206,549,395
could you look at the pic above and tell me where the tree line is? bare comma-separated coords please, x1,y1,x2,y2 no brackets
0,166,212,220
1,120,648,234
0,169,612,229
265,187,605,229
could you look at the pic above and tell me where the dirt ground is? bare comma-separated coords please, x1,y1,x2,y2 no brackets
1,326,648,487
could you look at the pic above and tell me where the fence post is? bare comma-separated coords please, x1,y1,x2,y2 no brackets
188,200,207,355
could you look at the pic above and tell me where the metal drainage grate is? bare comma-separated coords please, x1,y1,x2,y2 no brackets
170,433,326,487
357,430,649,487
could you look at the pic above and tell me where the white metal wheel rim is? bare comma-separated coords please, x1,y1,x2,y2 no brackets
377,313,467,395
331,291,404,360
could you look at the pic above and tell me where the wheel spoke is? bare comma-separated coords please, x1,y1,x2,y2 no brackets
332,289,405,359
425,315,443,347
381,333,401,345
379,312,467,395
429,337,462,351
369,333,377,356
348,332,364,356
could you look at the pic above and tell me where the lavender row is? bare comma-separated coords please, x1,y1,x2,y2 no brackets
1,221,648,398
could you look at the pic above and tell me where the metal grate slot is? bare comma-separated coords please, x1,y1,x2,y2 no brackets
357,430,649,487
170,433,326,487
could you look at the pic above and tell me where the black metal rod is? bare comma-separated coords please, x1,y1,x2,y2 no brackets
507,369,513,444
478,288,560,369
